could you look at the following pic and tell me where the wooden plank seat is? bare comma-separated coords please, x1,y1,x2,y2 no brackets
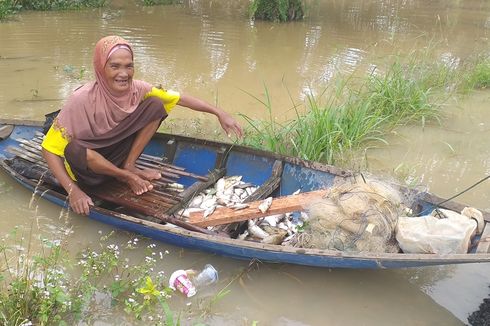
5,136,212,219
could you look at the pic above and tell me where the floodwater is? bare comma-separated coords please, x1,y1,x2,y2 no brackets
1,0,490,324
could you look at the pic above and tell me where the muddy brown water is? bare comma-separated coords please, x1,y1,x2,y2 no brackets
1,0,490,324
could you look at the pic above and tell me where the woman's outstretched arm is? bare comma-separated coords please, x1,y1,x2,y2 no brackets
177,94,243,138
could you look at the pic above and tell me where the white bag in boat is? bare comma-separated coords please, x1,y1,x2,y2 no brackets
396,208,477,254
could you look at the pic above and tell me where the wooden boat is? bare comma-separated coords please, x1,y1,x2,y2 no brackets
0,118,489,269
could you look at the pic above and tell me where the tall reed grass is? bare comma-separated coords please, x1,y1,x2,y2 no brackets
241,53,490,165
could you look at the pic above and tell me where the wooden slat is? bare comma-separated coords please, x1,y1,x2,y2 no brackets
243,160,283,203
476,223,490,253
136,159,208,181
188,189,327,227
84,182,223,236
6,147,48,168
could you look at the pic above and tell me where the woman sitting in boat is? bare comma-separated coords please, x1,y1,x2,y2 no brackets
41,35,243,216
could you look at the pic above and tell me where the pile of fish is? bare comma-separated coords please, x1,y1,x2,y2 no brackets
240,209,310,245
177,176,256,218
177,176,309,245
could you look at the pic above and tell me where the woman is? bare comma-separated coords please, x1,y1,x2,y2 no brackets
42,35,243,216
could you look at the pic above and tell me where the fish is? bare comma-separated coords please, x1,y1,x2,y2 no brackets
248,220,270,239
216,195,232,206
167,182,184,189
234,188,245,197
215,178,226,195
229,203,249,210
203,205,217,219
223,175,242,189
238,230,249,240
245,187,256,196
258,197,273,214
189,195,204,208
200,196,217,209
261,214,285,227
277,222,289,231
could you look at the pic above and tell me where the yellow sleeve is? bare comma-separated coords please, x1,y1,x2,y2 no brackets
143,87,180,113
41,125,69,157
41,125,77,181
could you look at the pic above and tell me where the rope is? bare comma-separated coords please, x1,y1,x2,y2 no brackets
435,175,490,207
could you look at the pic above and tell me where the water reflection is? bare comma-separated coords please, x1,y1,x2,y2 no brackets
1,0,490,324
200,16,229,81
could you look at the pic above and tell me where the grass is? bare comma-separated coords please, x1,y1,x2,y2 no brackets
249,0,304,22
459,55,490,92
241,52,490,166
0,0,21,20
0,228,177,325
0,0,106,20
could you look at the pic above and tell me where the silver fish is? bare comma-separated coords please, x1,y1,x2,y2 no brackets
229,203,249,210
258,197,273,214
248,220,269,239
262,214,285,227
238,230,249,240
203,205,217,219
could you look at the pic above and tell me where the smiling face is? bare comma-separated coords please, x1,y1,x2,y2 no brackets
103,49,134,95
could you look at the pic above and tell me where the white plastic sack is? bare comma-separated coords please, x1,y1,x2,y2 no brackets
396,208,477,254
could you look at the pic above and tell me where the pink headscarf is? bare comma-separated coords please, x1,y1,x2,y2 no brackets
55,36,152,141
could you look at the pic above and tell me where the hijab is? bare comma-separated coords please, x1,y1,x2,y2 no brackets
54,36,152,141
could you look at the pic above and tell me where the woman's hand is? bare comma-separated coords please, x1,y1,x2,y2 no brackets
218,111,243,138
42,148,94,215
177,94,243,138
68,185,94,215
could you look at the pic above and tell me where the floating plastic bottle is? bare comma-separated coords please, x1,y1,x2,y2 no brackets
169,264,219,297
193,264,219,287
168,270,196,297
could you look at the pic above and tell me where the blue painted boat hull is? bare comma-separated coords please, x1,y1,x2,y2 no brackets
1,121,489,269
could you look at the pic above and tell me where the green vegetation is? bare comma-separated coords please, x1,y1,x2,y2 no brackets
241,53,490,165
0,229,177,325
140,0,180,6
0,0,21,20
0,0,106,20
460,55,490,91
249,0,304,22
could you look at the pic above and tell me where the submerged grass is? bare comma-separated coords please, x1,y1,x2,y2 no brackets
241,52,490,165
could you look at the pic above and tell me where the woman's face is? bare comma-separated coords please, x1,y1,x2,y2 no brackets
104,49,134,95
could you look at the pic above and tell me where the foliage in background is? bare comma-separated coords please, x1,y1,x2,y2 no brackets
0,0,106,20
0,0,22,20
249,0,304,22
0,229,177,325
241,53,490,166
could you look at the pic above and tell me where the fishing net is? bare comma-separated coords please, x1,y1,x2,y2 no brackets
292,175,418,253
